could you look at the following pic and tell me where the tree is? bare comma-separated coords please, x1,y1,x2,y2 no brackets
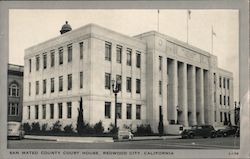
158,108,164,136
76,97,85,135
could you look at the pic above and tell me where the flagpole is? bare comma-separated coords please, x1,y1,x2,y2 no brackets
157,9,160,32
187,10,191,44
211,26,213,54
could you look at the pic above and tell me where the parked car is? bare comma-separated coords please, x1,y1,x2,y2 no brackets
8,122,25,140
216,126,239,137
181,125,216,139
117,130,134,140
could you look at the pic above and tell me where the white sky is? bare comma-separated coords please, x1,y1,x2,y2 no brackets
9,9,239,100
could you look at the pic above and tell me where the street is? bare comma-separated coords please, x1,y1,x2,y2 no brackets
8,137,239,149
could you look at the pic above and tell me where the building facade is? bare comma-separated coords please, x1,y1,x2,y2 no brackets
23,23,234,133
8,64,24,122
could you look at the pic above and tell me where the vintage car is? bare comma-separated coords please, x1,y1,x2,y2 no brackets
181,125,216,139
216,125,239,137
8,122,25,140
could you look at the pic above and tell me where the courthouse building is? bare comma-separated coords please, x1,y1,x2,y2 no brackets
23,22,234,133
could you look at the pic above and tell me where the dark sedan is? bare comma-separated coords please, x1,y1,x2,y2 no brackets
181,125,216,139
216,126,239,137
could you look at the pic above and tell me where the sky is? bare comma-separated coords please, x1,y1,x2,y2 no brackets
9,9,239,100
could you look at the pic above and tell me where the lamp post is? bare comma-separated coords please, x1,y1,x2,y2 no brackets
111,78,121,132
176,106,179,124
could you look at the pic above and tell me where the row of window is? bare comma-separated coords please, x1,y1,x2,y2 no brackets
104,102,141,120
219,95,230,106
219,77,230,89
219,111,231,123
29,72,83,96
8,103,19,116
105,42,141,68
27,102,72,120
105,73,141,93
29,42,84,72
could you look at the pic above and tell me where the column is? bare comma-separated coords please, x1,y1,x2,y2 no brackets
196,68,205,124
188,65,196,125
172,59,178,123
162,57,168,131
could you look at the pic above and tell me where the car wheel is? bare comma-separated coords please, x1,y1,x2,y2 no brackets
189,134,194,139
223,132,227,137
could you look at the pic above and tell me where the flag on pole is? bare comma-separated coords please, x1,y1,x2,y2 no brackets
188,10,191,19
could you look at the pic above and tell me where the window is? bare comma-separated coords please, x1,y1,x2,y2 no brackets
104,102,111,118
80,42,83,59
42,104,46,119
223,78,225,88
126,49,132,66
36,55,40,71
68,74,72,90
51,78,54,93
227,79,230,89
228,96,230,106
58,103,63,119
67,102,72,118
159,81,162,95
43,53,47,69
116,75,122,91
27,106,31,119
50,50,55,67
43,79,46,94
220,95,222,105
220,112,223,122
80,72,83,88
9,83,19,97
126,77,131,92
59,76,63,92
224,96,226,105
35,105,39,119
59,48,63,65
116,45,122,63
214,111,217,122
8,103,18,116
105,73,111,89
29,82,31,96
50,104,54,119
105,42,111,61
136,51,141,68
36,81,39,95
136,105,141,120
29,59,32,72
213,73,216,85
68,44,72,62
219,77,221,87
159,56,162,70
136,79,141,94
126,104,132,119
116,103,122,119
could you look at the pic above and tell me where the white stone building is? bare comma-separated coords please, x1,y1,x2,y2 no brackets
23,22,234,133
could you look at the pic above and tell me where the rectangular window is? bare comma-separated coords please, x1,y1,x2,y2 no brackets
42,104,46,119
126,77,131,92
29,59,32,73
214,111,217,122
29,82,31,96
36,55,40,71
68,74,72,90
43,53,47,69
213,73,216,85
116,103,122,119
159,81,162,95
105,42,111,61
59,48,63,65
220,112,223,122
219,77,221,87
50,50,55,67
36,81,39,95
51,78,54,93
116,45,122,63
67,102,72,118
228,96,230,106
8,103,18,116
80,42,83,59
136,79,141,94
227,79,230,89
105,73,111,89
126,49,132,66
223,78,225,88
136,51,141,68
43,79,46,94
126,104,132,119
136,105,141,120
159,56,162,70
59,76,63,92
80,72,83,89
116,75,122,91
224,96,226,105
58,103,63,119
67,44,72,62
104,102,111,118
27,106,31,119
50,104,54,119
35,105,39,119
220,95,222,105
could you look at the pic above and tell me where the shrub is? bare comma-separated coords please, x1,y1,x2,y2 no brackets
108,123,119,134
23,122,31,133
135,124,153,136
64,124,74,133
41,123,48,132
84,123,95,134
31,122,41,133
94,121,104,134
51,121,62,133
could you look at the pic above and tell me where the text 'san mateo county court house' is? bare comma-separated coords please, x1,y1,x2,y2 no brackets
23,22,234,133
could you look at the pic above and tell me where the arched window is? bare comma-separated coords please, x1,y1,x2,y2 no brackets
8,83,19,97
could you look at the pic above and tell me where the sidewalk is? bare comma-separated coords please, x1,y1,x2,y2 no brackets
24,135,181,143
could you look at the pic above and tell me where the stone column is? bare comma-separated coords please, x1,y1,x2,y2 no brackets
196,68,205,124
172,59,178,123
188,65,196,125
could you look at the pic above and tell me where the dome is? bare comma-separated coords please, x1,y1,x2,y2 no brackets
60,21,72,34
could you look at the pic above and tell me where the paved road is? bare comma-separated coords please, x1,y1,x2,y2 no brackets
8,137,239,149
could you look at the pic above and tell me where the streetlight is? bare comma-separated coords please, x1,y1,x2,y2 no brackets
111,78,121,132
